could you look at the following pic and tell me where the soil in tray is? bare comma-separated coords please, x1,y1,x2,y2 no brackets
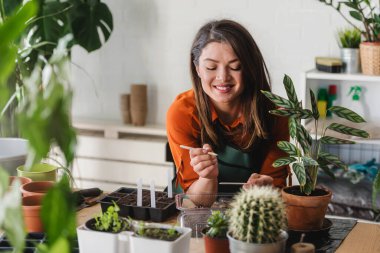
157,197,175,204
108,192,128,198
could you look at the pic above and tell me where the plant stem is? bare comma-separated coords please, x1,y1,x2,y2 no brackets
0,0,5,22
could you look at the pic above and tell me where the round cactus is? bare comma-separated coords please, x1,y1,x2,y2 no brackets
228,185,286,244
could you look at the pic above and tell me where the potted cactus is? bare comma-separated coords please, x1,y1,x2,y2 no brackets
227,186,288,253
261,74,369,230
202,210,230,253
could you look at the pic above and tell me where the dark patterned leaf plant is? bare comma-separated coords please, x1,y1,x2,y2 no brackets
261,74,370,195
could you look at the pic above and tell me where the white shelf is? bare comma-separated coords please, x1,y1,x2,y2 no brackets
72,118,167,138
306,69,380,82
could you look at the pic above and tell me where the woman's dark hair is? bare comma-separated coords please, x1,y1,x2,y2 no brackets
190,19,275,151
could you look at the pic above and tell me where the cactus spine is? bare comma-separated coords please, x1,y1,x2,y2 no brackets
228,186,286,244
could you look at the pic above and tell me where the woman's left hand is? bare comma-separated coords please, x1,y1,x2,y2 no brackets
243,173,273,189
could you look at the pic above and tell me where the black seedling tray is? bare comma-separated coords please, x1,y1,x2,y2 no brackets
98,187,176,222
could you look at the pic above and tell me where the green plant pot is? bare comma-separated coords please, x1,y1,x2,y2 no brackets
17,163,57,182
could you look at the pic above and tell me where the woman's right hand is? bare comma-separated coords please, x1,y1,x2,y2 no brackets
189,144,218,179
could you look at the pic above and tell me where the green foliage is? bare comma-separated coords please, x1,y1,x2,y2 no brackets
338,28,362,48
0,168,26,253
94,202,131,233
262,74,369,195
135,222,181,241
205,210,228,238
38,175,77,252
228,186,286,244
318,0,380,42
373,170,380,210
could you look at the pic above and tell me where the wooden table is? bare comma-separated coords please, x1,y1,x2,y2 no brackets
78,204,380,253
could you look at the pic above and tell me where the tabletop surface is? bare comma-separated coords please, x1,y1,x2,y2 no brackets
77,204,380,253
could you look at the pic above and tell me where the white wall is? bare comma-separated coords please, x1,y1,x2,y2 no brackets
71,0,348,125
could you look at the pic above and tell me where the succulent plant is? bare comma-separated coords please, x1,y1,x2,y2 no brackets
205,210,229,238
228,186,286,244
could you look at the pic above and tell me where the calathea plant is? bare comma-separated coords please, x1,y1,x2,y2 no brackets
261,74,370,195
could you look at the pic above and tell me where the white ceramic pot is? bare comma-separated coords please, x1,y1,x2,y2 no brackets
130,223,192,253
0,138,28,175
227,230,288,253
77,219,132,253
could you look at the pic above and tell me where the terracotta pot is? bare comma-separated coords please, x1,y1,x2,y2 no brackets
203,234,230,253
21,181,55,197
281,186,332,231
22,195,44,232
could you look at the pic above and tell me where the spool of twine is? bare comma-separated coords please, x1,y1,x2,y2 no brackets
130,84,147,126
120,94,131,124
291,243,315,253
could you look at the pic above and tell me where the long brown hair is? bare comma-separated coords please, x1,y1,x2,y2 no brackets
190,19,275,151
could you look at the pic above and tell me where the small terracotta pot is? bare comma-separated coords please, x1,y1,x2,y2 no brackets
21,181,55,197
282,186,332,231
9,176,32,186
22,195,44,232
202,228,230,253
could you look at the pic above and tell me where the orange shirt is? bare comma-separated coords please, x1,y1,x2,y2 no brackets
166,89,290,192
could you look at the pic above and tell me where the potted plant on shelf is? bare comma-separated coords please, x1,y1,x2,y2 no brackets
318,0,380,75
338,27,362,73
227,185,288,253
202,210,229,253
130,221,192,253
261,74,370,230
77,201,133,253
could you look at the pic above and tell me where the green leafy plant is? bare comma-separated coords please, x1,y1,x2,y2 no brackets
94,202,131,233
261,74,370,195
135,222,181,241
319,0,380,42
228,186,286,243
205,210,228,238
338,27,362,48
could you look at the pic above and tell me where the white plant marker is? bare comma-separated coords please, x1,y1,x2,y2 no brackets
137,178,142,207
167,169,173,198
150,180,156,208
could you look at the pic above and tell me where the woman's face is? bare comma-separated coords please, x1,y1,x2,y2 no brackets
196,42,243,109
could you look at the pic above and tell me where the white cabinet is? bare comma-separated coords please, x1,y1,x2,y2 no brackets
300,69,380,164
71,119,173,191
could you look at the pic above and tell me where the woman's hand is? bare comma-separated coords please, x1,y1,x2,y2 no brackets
243,173,273,189
189,144,218,180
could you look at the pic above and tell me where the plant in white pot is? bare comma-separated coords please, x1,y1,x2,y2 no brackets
227,186,288,253
77,202,133,253
130,221,192,253
338,27,362,73
319,0,380,75
261,74,371,230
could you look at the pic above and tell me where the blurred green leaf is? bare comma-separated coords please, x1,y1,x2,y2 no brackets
329,106,366,123
372,170,380,211
318,151,347,169
70,1,113,52
273,157,296,167
277,141,299,156
288,117,297,139
283,74,299,109
327,122,369,138
349,10,362,21
261,91,293,109
320,136,355,144
293,162,306,186
309,89,319,119
41,176,76,249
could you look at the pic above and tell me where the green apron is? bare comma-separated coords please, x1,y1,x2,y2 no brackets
216,143,259,193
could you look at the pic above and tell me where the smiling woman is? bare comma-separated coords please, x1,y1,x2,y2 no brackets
166,19,290,199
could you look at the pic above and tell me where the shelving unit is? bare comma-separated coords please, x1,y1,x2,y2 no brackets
68,118,173,191
300,69,380,163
